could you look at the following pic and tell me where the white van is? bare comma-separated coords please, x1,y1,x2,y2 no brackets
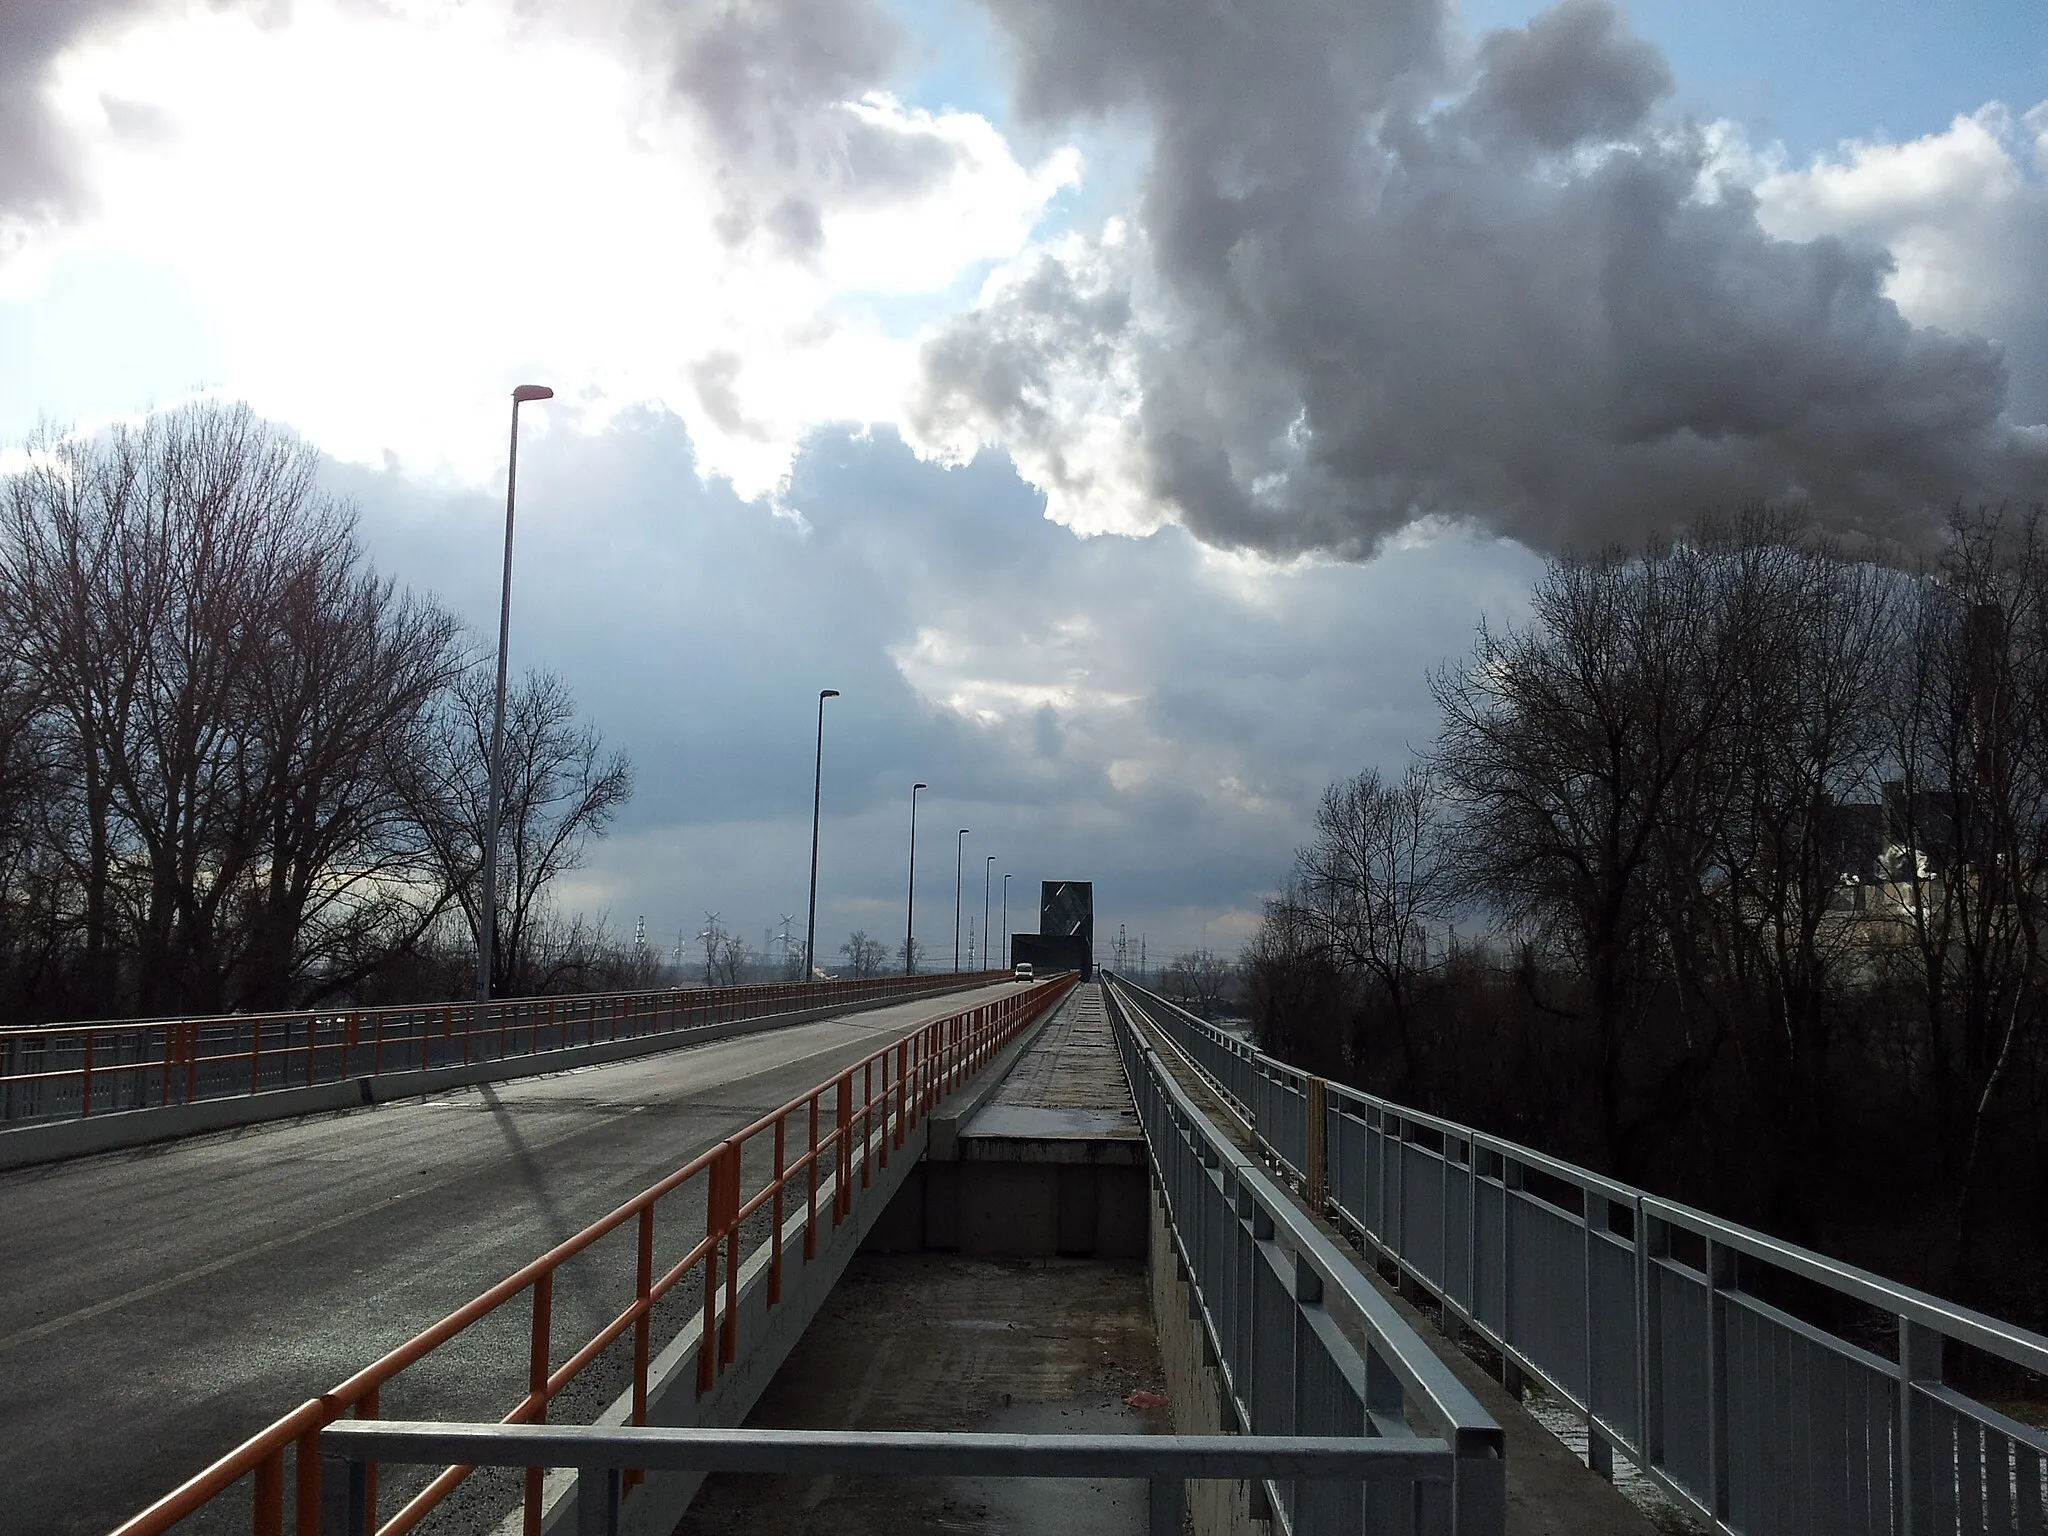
1013,962,1034,981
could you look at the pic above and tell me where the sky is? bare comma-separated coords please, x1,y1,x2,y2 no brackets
1,0,2044,965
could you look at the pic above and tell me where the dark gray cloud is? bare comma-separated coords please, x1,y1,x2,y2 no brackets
1458,0,1671,153
921,0,2044,559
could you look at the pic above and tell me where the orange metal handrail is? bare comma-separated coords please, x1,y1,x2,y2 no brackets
107,972,1076,1536
1,972,1008,1125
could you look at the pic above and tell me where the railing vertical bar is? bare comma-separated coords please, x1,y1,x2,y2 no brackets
524,1269,553,1536
720,1144,739,1367
806,1095,819,1261
771,1114,786,1306
253,1448,285,1536
630,1204,653,1489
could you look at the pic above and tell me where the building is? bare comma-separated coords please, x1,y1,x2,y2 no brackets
1009,880,1094,979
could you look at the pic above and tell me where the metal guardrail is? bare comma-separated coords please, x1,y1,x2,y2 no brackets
319,1422,1445,1536
0,972,1006,1126
1105,979,1505,1536
1110,975,2048,1536
108,974,1077,1536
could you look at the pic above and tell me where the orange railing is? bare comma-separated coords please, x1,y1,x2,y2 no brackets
108,972,1076,1536
0,972,1006,1127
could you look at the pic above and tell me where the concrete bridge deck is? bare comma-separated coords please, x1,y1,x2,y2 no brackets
0,981,1028,1536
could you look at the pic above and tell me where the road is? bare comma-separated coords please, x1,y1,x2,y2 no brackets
0,982,1022,1536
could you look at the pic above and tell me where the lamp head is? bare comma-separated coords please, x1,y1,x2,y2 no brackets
914,781,928,791
821,689,840,699
512,384,554,404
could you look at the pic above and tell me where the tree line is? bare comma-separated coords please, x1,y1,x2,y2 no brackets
0,403,633,1021
1247,507,2048,1320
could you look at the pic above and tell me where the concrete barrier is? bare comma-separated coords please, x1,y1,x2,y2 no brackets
0,982,995,1172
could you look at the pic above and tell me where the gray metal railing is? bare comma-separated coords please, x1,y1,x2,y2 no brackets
1106,982,1505,1536
1110,974,2048,1536
319,1422,1442,1536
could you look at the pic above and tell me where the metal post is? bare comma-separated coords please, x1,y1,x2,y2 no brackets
1001,874,1010,969
345,1461,368,1536
803,689,839,983
575,1466,621,1536
1585,1192,1612,1479
1898,1317,1943,1536
478,383,552,1002
953,829,968,973
1634,1201,1655,1485
905,783,926,974
1705,1239,1732,1522
983,856,994,974
1148,1475,1185,1536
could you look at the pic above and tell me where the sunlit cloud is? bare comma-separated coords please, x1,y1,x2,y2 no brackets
12,0,1077,495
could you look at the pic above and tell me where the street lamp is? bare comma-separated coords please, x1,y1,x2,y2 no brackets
478,382,553,1002
905,783,927,975
953,828,969,973
803,689,840,983
1001,874,1011,970
983,856,995,975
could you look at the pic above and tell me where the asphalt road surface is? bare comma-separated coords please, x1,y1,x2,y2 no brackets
0,982,1023,1536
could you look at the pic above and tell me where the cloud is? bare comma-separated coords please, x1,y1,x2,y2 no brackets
1459,0,1672,154
333,412,1539,954
0,0,166,247
1751,102,2048,428
912,0,2046,559
3,0,1077,498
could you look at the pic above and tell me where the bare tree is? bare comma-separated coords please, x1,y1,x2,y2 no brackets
1873,509,2048,1273
1430,532,1757,1176
405,664,633,998
706,925,751,987
840,930,887,979
1294,763,1449,1084
0,403,465,1014
1163,948,1234,1020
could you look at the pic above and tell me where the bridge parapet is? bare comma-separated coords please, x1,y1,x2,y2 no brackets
1110,974,2048,1536
1106,979,1506,1536
0,971,1005,1160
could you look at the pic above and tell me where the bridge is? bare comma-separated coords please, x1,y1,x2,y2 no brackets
3,966,2045,1536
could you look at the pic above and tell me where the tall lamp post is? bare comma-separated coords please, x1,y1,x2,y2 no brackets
983,856,995,975
953,829,969,973
904,783,927,975
478,382,553,1002
1001,874,1011,970
803,688,841,982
